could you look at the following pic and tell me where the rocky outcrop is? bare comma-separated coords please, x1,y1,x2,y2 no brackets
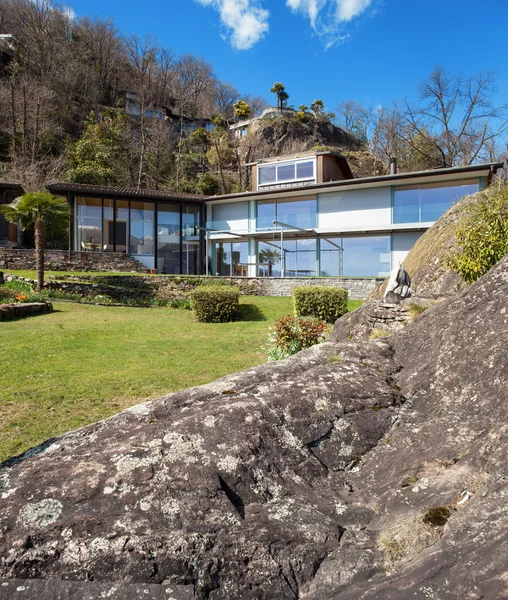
0,255,507,598
242,116,364,165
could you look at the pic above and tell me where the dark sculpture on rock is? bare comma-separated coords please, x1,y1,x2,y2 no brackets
1,255,508,599
384,263,412,303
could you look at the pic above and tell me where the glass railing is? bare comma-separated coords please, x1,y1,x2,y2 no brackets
206,213,317,234
256,213,317,230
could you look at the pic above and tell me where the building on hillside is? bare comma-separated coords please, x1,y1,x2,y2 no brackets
205,152,502,277
125,92,215,135
46,152,502,277
229,107,297,139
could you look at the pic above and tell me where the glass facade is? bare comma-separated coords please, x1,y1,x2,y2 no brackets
77,197,102,251
256,197,317,230
157,203,180,274
257,239,317,277
393,180,479,223
130,201,154,256
75,196,202,274
319,235,390,277
214,241,249,276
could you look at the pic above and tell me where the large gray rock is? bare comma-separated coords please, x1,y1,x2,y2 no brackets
0,255,507,599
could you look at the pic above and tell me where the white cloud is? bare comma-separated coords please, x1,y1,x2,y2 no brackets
335,0,372,21
286,0,373,47
196,0,269,50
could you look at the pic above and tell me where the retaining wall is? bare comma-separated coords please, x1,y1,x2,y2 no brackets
0,249,147,273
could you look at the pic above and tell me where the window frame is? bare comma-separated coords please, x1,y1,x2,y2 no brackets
258,157,316,188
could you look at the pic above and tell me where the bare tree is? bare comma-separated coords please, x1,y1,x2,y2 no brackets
124,35,174,188
335,99,371,140
402,66,508,167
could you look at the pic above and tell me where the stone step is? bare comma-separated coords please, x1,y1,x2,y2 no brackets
0,579,194,600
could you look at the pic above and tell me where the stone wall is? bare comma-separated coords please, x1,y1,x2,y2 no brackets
228,276,385,300
0,249,147,273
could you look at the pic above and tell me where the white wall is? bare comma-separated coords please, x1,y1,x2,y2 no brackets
318,187,392,230
391,231,423,268
211,201,249,231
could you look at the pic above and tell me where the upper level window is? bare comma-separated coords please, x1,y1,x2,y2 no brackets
258,159,315,187
393,180,479,224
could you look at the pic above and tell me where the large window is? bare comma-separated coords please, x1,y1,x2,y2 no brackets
320,235,391,277
256,197,317,230
157,203,180,274
77,197,102,251
258,239,316,277
393,180,479,224
258,159,315,187
320,237,343,276
214,241,249,276
130,201,154,256
182,206,201,275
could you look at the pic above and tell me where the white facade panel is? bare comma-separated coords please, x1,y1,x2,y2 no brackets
391,231,423,267
211,201,249,231
318,187,392,230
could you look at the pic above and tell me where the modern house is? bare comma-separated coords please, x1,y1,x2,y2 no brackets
205,151,502,278
46,183,205,274
10,151,503,277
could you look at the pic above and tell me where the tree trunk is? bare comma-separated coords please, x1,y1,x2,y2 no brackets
34,219,46,291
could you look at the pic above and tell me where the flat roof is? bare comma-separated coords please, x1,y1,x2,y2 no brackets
205,162,504,202
47,183,204,204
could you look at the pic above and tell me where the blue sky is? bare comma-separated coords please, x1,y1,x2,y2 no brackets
67,0,508,113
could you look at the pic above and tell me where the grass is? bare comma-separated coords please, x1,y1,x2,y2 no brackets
0,296,362,461
369,327,391,340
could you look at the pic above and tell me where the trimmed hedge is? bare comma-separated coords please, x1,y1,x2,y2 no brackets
190,286,239,322
293,286,348,322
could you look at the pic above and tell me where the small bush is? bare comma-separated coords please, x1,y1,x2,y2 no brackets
0,287,20,302
293,286,348,322
447,184,508,283
265,315,327,361
190,286,239,322
422,506,452,527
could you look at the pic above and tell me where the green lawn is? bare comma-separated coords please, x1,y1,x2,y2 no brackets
0,297,362,462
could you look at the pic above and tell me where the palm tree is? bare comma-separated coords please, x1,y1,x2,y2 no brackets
0,191,70,290
311,99,325,118
270,83,289,112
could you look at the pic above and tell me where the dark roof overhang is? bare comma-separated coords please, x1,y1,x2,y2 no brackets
46,183,205,204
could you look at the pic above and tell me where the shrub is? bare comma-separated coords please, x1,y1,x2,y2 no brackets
190,286,239,322
447,184,508,283
265,315,327,361
293,286,348,322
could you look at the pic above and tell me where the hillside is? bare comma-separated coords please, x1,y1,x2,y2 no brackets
240,115,386,178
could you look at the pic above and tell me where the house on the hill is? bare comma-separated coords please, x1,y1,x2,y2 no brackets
22,151,503,276
205,152,501,277
125,92,215,135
